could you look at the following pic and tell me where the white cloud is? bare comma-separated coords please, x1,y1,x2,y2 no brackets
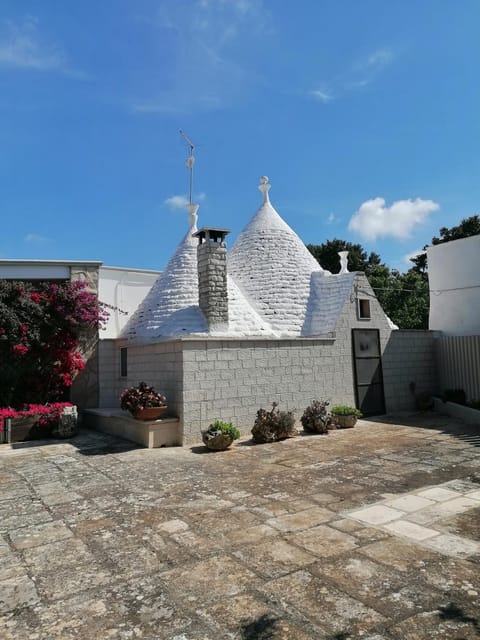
164,195,189,210
164,192,206,210
309,88,334,103
0,17,87,77
351,47,394,89
310,47,394,104
132,0,271,114
327,212,335,223
348,197,440,241
24,233,51,244
365,48,393,69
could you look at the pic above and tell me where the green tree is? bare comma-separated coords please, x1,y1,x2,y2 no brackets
307,242,428,329
410,214,480,273
308,215,479,330
306,239,381,274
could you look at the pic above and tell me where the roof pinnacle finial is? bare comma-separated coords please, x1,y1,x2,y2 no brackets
258,176,271,204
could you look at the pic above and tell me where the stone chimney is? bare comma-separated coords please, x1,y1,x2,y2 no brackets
193,227,230,330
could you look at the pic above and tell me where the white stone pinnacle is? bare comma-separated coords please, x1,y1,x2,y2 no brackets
258,176,271,204
187,203,199,229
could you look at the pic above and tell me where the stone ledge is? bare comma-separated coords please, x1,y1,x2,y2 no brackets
81,408,181,448
433,397,480,426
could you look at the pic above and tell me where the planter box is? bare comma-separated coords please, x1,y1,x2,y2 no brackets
5,416,52,443
433,397,480,426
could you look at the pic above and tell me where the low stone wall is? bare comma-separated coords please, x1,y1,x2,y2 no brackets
181,338,345,443
433,397,480,426
98,329,440,446
98,339,185,433
382,330,440,412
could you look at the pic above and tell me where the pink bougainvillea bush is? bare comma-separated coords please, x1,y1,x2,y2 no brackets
0,280,108,410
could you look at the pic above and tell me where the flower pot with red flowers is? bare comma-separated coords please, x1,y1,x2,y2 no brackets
120,382,167,421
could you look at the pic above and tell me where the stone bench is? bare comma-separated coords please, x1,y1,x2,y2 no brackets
81,408,181,448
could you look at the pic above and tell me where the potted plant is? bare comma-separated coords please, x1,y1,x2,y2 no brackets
300,400,335,434
120,382,167,421
202,420,241,451
330,405,362,428
251,402,297,443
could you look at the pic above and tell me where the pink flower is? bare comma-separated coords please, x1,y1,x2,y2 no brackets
61,373,73,386
12,344,29,356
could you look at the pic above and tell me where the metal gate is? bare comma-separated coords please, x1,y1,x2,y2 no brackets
352,329,385,416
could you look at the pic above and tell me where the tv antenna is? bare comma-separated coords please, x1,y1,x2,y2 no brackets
179,129,195,206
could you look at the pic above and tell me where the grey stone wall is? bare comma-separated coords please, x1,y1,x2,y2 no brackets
70,265,101,408
197,240,228,328
181,338,345,442
383,330,440,412
98,340,185,431
100,273,439,445
179,273,397,443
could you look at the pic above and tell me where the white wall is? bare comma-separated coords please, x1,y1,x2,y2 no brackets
427,235,480,336
99,266,160,339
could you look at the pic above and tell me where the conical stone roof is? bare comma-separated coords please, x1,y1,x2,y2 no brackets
122,204,276,342
228,177,326,335
122,206,207,342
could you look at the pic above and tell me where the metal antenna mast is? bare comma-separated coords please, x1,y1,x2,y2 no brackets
179,129,195,205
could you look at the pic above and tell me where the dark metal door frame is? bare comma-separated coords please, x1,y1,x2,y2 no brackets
352,328,386,417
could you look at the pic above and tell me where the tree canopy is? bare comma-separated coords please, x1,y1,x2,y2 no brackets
307,215,479,330
410,214,480,273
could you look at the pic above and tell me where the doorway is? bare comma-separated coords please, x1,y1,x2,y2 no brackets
352,329,386,416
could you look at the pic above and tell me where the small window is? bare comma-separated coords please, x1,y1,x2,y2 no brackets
358,299,371,320
120,348,128,377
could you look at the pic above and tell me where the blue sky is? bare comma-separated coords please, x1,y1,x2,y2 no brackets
1,0,479,272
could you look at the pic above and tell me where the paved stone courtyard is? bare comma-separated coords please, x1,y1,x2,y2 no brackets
1,412,479,639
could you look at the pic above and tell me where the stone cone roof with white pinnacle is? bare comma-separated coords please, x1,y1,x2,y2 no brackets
122,204,276,343
228,178,327,336
122,216,207,342
122,178,383,343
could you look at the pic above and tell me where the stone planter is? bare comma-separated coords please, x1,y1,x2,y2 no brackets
52,406,78,439
133,407,168,421
202,431,234,451
334,414,358,428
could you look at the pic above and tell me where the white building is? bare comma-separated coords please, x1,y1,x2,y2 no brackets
427,234,480,336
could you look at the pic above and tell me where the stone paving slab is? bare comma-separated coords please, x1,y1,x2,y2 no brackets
345,478,480,559
0,411,479,638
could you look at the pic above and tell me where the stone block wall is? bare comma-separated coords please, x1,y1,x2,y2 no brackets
181,338,352,442
70,265,101,408
98,339,184,427
382,330,440,412
98,272,439,445
197,240,228,328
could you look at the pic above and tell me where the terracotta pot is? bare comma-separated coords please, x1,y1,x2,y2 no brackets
334,414,357,428
133,406,167,421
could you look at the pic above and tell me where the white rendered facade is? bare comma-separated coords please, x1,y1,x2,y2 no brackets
427,235,480,336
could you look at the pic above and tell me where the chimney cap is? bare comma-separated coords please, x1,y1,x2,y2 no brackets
193,227,231,243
